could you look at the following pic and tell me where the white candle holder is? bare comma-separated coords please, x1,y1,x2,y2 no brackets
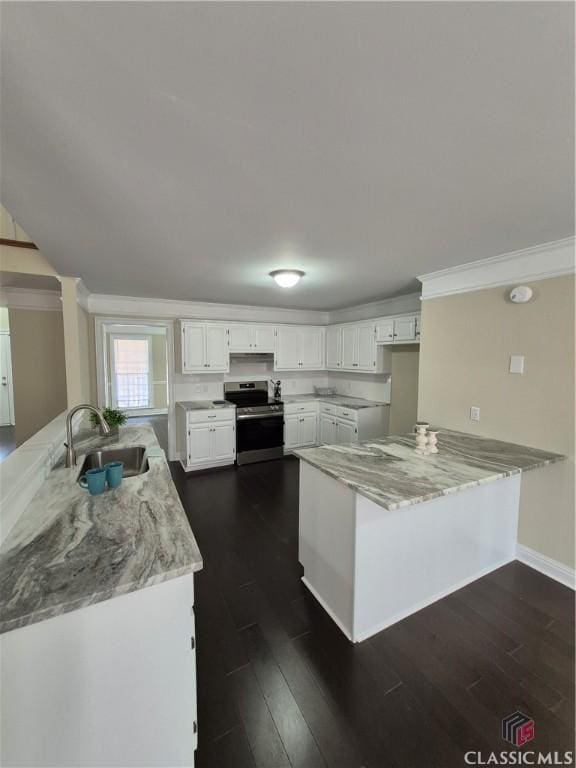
426,430,439,454
414,422,429,455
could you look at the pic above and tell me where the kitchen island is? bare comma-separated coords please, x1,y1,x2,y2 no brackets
0,425,202,768
294,430,563,643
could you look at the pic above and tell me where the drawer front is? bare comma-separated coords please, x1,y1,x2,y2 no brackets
285,402,318,415
187,408,235,424
319,402,337,415
335,406,357,421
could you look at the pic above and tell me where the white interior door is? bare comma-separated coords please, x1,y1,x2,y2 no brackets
110,335,153,411
0,333,15,426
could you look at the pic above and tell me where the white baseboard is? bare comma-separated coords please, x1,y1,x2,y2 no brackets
301,576,354,642
516,545,575,590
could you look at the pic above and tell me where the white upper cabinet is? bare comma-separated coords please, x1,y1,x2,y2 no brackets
275,326,300,369
375,313,421,345
394,315,417,342
253,325,275,352
275,326,324,370
326,326,341,369
356,323,376,370
228,324,275,352
299,327,324,369
341,326,357,370
375,318,394,344
327,322,388,373
176,321,229,373
205,325,229,370
227,324,252,352
181,323,205,372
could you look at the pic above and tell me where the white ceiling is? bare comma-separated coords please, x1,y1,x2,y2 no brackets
1,2,573,310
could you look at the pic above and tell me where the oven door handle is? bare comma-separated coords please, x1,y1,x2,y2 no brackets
237,412,284,421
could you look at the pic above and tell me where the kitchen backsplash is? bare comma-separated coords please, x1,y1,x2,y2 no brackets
173,359,391,403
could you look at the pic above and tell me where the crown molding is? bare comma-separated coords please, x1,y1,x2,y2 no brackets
0,287,62,312
76,279,90,311
328,292,421,324
418,237,575,300
87,292,330,325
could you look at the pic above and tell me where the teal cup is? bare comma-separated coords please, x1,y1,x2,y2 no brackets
79,467,107,495
105,461,124,489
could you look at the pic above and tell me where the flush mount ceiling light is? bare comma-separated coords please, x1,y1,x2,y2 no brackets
269,269,305,288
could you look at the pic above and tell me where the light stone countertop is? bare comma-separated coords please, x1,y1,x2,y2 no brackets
294,429,564,512
283,394,389,409
0,425,202,635
177,400,236,411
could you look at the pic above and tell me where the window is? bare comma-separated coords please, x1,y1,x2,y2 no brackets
112,337,151,409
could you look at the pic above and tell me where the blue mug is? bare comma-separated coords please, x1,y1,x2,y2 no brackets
105,461,124,489
79,467,107,495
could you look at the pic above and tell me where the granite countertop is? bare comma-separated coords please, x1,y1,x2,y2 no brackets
0,426,203,634
283,394,389,409
177,400,236,411
294,429,564,512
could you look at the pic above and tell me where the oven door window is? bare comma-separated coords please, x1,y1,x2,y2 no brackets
237,416,284,453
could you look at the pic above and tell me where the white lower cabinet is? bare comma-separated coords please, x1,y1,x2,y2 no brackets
177,405,236,471
284,403,318,450
2,575,198,768
319,402,389,445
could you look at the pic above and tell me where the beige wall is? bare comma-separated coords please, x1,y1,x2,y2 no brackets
0,307,9,332
60,278,93,406
389,346,420,435
9,308,68,445
418,274,575,568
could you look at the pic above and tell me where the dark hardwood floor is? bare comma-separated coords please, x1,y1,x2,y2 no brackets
169,455,574,768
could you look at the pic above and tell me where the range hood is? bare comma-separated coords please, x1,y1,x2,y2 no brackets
229,352,274,362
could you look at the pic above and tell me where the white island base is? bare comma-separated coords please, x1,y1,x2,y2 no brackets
298,462,521,643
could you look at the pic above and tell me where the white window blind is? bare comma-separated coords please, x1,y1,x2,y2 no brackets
113,338,150,409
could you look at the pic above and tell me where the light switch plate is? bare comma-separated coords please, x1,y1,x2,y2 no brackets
510,355,525,374
470,406,480,422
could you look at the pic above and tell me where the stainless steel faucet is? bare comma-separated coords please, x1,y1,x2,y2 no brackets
65,404,111,468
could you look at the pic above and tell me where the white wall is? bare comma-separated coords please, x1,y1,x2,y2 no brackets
173,357,330,402
326,371,391,402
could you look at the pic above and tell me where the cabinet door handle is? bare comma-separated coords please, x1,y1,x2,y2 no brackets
191,636,195,650
193,721,197,735
207,415,217,419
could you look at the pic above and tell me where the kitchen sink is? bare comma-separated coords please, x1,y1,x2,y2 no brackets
77,446,149,482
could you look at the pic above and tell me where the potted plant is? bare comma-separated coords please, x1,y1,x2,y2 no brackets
90,407,127,437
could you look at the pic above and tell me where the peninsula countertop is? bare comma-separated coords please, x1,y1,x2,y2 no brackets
283,394,389,409
294,429,564,512
0,425,202,635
